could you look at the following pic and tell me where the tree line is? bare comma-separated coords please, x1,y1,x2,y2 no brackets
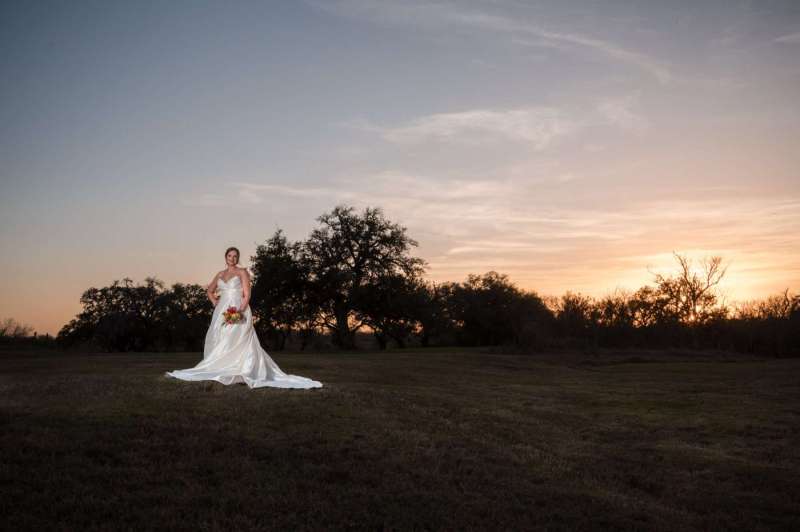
0,318,56,349
51,205,799,356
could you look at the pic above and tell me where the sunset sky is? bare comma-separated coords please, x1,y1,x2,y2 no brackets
2,0,799,336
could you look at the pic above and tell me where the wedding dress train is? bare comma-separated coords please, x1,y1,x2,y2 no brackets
165,275,322,389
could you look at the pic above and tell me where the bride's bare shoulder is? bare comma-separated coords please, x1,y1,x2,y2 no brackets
206,270,223,290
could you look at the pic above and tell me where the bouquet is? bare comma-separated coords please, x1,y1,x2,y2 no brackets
222,306,244,326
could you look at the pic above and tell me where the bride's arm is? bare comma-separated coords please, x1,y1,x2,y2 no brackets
206,272,220,306
239,269,251,312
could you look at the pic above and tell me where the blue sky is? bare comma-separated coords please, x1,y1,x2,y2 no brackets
1,0,799,335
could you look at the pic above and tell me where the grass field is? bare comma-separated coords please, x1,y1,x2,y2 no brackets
1,348,798,531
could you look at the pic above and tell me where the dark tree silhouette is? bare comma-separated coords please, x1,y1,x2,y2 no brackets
61,277,163,351
0,317,34,338
57,277,212,352
411,280,456,347
553,291,596,343
507,290,555,351
154,283,214,351
594,289,636,347
651,252,728,325
447,271,552,348
356,273,423,349
249,229,315,350
303,205,427,349
0,318,55,349
728,289,800,356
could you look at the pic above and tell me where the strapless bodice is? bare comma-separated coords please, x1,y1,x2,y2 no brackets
217,276,242,292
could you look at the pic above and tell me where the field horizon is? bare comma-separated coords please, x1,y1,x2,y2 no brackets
1,347,798,530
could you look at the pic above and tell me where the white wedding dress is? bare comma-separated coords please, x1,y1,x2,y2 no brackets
165,275,322,389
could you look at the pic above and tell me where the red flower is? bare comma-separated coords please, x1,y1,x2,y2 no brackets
222,306,244,326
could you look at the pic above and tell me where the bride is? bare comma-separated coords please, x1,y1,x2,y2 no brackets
165,246,322,389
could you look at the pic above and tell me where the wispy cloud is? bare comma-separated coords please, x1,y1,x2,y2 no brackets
231,182,340,200
311,0,672,83
475,14,672,83
353,106,577,148
774,31,800,44
543,30,671,84
181,182,350,207
213,174,800,253
596,95,648,133
222,172,518,207
179,193,228,207
347,98,646,146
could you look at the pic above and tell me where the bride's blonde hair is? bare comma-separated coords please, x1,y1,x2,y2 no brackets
225,246,240,264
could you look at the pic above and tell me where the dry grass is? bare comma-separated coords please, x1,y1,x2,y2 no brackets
1,348,798,531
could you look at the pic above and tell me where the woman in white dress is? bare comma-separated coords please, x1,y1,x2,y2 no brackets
165,247,322,389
